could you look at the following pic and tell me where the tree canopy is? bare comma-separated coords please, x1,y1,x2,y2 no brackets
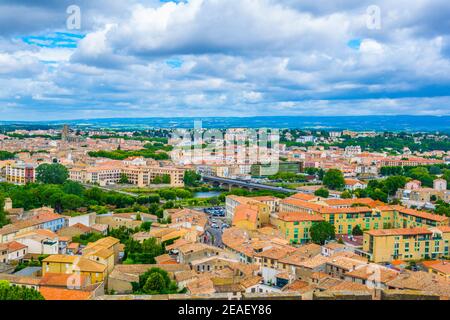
323,169,345,190
0,280,44,300
36,163,68,184
314,188,329,198
310,221,335,245
133,268,179,295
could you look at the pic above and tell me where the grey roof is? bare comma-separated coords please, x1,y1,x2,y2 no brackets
14,266,42,276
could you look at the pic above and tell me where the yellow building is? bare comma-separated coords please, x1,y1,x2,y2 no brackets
42,255,107,283
84,236,121,264
423,260,450,280
42,236,120,285
274,212,325,244
363,226,450,263
4,161,36,185
82,246,115,274
278,197,448,241
232,202,270,231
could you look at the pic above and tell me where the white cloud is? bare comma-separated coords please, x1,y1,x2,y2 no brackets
1,0,450,120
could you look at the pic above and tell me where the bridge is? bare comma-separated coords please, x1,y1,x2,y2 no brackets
202,175,296,194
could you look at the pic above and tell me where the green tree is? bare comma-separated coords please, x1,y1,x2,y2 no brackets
310,221,335,245
136,268,178,295
159,189,177,200
314,188,329,198
383,176,407,196
175,189,192,199
322,169,345,190
0,196,10,227
119,173,129,184
148,194,160,203
0,151,15,160
140,221,152,231
143,273,166,294
352,225,363,236
62,181,85,196
208,196,220,206
61,194,84,211
340,190,352,199
161,174,171,184
0,280,44,300
442,169,450,188
183,170,201,187
36,163,68,184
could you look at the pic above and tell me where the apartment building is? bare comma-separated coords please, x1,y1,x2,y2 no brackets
42,255,107,284
274,195,449,244
69,164,185,187
4,161,36,185
122,165,185,187
225,195,270,226
363,226,450,263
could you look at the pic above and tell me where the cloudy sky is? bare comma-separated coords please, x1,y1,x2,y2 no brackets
0,0,450,120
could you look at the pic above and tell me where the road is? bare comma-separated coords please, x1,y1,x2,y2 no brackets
204,214,227,248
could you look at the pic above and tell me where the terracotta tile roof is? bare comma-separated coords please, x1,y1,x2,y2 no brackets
278,212,325,222
290,193,317,201
281,198,373,214
165,238,192,251
13,212,65,230
282,280,313,293
345,264,399,283
0,274,41,286
323,242,346,250
436,226,450,233
366,227,432,237
0,224,18,236
297,255,330,269
43,254,78,263
323,198,383,208
295,243,322,257
326,256,367,271
155,254,177,264
239,275,262,289
344,179,367,186
186,276,215,295
325,280,371,293
39,287,93,300
67,243,80,250
74,258,107,273
174,270,198,282
233,204,259,224
255,246,296,260
330,251,368,262
85,236,119,249
390,205,448,222
424,260,450,275
251,196,279,202
386,271,450,297
6,241,27,252
84,247,114,260
39,273,90,288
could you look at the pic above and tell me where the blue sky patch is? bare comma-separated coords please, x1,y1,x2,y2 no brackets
21,32,85,49
347,39,362,50
166,58,184,68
